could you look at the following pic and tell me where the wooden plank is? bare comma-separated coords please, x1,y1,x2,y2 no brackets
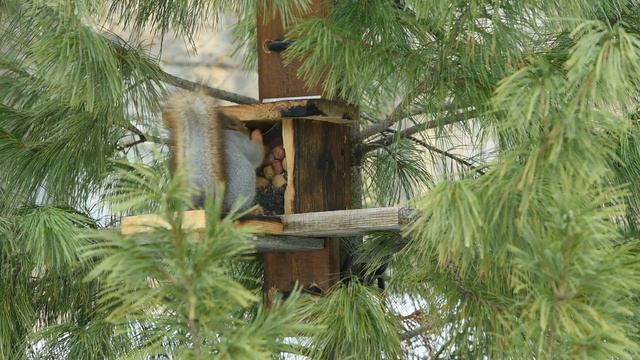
257,0,350,298
281,207,416,236
120,212,323,253
121,211,283,235
237,217,284,234
120,220,319,252
294,120,352,213
121,211,206,235
121,207,415,237
217,99,357,124
256,2,327,101
282,119,296,214
251,235,324,252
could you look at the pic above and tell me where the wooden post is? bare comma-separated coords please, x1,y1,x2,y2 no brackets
256,2,326,101
257,1,351,296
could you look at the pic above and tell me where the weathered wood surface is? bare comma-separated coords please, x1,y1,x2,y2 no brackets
256,2,326,101
263,119,352,293
121,211,206,235
281,207,416,236
120,207,413,255
120,212,323,252
121,207,414,237
216,100,357,125
256,0,354,297
250,235,324,252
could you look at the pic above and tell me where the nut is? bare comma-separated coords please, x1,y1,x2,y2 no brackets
271,160,283,174
256,176,270,188
272,145,285,160
263,165,275,180
272,174,287,188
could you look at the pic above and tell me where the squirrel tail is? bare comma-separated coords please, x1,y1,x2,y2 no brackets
162,90,226,191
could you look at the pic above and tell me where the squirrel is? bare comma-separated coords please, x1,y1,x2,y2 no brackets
162,91,265,212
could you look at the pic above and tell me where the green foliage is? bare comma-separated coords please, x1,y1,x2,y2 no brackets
0,205,98,359
32,165,313,359
105,161,181,215
0,1,167,207
3,0,640,359
0,100,120,206
108,0,234,44
286,0,431,102
364,139,433,206
614,127,640,234
301,282,403,360
394,14,640,358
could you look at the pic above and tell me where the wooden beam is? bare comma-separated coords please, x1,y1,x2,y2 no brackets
256,2,326,101
281,207,416,237
121,211,284,235
282,119,296,213
121,207,415,238
120,212,322,252
216,99,357,124
121,211,206,235
256,0,346,297
251,235,324,252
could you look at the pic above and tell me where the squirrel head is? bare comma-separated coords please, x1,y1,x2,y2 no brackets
218,112,250,134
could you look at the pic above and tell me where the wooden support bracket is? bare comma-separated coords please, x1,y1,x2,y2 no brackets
251,235,324,252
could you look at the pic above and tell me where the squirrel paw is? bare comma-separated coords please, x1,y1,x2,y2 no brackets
250,129,263,145
247,204,265,216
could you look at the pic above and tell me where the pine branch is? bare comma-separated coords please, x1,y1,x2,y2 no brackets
162,72,259,104
103,31,259,105
353,78,431,142
353,8,470,142
401,325,426,341
125,123,146,141
359,124,485,175
117,138,146,150
399,317,437,342
163,59,239,70
395,109,476,139
359,109,476,149
188,310,203,356
429,336,454,360
117,123,166,150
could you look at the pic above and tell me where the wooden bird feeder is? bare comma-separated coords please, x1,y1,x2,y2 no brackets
121,1,415,297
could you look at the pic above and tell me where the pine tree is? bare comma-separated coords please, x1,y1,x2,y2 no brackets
2,1,640,359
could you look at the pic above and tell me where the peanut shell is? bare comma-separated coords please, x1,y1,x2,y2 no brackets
272,174,287,188
272,146,285,160
271,160,283,174
256,176,270,188
263,165,275,180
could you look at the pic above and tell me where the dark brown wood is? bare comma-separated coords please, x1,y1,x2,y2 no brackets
256,1,327,101
263,120,351,293
258,0,351,297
